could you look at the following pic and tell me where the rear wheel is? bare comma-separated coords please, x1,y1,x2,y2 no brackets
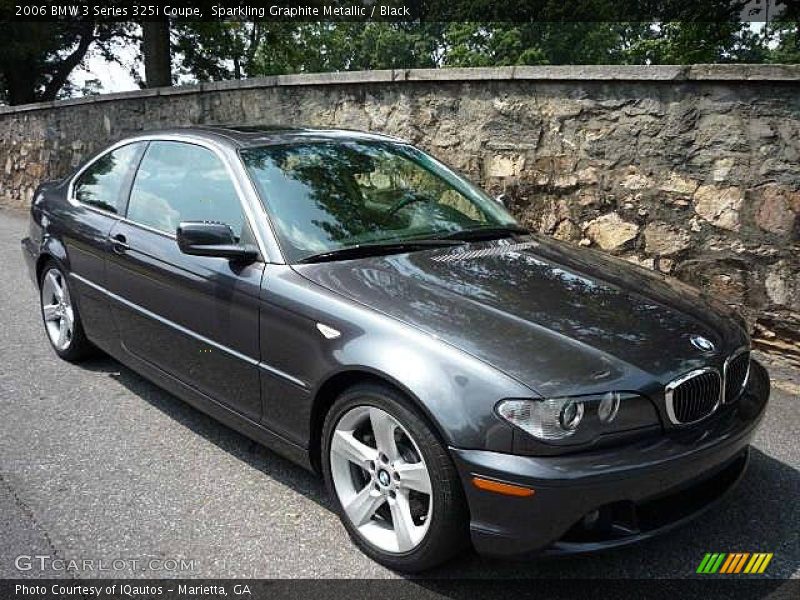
322,383,469,572
39,262,95,362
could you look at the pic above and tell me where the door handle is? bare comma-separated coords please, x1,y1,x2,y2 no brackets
109,234,129,254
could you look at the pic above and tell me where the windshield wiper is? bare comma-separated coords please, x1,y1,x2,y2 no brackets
298,239,461,264
438,225,529,242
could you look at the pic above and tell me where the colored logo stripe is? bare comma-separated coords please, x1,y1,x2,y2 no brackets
744,553,774,574
720,553,749,573
720,554,736,573
733,553,750,573
697,553,773,574
697,553,726,573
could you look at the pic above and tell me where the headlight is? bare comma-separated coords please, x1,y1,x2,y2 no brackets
560,400,584,430
597,391,621,423
496,392,660,447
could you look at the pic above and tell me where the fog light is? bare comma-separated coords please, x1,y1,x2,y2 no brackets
598,392,621,423
559,400,584,431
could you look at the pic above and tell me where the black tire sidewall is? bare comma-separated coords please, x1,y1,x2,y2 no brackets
321,383,468,572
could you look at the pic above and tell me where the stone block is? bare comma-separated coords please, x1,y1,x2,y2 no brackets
585,212,639,251
694,185,743,231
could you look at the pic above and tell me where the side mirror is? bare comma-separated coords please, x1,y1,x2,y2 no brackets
176,221,258,262
495,193,508,207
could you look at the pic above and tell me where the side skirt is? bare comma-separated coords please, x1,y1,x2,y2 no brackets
99,337,315,472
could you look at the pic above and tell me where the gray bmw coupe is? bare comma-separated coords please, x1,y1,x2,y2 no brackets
22,126,769,571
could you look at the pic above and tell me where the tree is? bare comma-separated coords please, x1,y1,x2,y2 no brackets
0,20,136,105
622,22,767,64
142,19,172,87
440,23,642,66
2,22,93,105
173,22,292,81
332,23,443,71
4,12,799,105
172,22,443,81
767,23,800,63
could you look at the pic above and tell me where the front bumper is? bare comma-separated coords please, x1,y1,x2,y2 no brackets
451,360,770,558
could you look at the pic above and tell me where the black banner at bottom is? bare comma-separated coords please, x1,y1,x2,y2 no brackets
2,579,799,600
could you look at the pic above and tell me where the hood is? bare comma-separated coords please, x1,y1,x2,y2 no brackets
294,235,748,397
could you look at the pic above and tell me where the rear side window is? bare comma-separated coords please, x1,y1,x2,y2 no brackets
73,143,143,214
126,141,245,237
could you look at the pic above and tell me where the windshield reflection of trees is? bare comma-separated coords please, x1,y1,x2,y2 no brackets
265,143,384,243
242,142,494,256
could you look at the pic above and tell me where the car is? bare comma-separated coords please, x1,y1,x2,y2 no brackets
21,126,769,572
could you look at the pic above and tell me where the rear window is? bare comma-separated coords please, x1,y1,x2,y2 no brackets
73,143,144,214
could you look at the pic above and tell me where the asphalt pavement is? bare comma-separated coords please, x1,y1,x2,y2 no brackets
0,207,797,581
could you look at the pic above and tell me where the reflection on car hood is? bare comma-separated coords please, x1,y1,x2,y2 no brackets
294,235,748,397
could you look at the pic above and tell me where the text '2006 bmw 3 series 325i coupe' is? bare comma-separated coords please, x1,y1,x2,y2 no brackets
21,126,769,572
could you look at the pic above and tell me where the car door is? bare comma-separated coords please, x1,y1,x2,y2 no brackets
105,140,264,421
64,142,146,350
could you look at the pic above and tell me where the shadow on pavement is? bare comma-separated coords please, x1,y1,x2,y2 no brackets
80,355,798,585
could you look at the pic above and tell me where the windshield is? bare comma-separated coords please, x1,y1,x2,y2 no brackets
241,141,520,263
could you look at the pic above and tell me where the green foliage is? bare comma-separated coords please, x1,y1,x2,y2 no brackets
767,23,800,64
441,23,650,66
1,22,92,104
0,0,134,105
624,22,767,64
340,23,443,70
172,21,800,85
1,9,799,105
173,22,443,79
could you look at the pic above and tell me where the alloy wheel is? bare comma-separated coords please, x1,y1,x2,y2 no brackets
329,405,433,553
41,268,74,351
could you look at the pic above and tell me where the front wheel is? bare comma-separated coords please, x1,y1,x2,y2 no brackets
322,383,469,572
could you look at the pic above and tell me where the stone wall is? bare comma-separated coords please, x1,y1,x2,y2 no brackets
1,65,799,360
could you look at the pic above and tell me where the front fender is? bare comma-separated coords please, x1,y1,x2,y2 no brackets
261,265,532,452
322,327,523,452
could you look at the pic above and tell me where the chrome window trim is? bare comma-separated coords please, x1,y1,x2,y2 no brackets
664,366,723,426
116,215,183,242
723,345,751,404
67,133,274,262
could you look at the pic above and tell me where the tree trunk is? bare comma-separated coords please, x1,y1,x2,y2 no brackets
5,68,39,105
41,25,95,101
142,20,171,88
2,22,96,105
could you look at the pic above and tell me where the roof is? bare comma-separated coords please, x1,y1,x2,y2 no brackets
135,125,410,148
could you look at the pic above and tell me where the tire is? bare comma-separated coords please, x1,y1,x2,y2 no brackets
39,261,96,362
322,383,469,572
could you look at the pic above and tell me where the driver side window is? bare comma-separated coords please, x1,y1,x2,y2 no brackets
127,141,246,238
